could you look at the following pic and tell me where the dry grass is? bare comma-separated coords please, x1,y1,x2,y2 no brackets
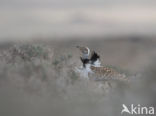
0,38,156,116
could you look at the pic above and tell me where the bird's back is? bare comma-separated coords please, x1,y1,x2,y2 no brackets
90,65,128,82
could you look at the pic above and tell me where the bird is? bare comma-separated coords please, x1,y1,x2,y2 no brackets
74,45,90,78
76,45,101,66
75,46,102,78
90,51,101,67
80,56,128,82
75,48,129,91
76,45,90,60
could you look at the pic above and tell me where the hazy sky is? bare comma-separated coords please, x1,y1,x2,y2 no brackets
0,0,156,40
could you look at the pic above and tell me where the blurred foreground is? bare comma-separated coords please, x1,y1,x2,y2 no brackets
0,37,156,116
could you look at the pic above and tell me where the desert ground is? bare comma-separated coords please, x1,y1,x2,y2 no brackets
0,36,156,116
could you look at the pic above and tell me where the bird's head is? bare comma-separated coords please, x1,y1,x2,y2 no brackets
76,45,90,58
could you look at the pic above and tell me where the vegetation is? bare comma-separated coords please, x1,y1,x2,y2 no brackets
0,40,155,116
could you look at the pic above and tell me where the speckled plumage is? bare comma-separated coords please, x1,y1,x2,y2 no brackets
90,65,127,81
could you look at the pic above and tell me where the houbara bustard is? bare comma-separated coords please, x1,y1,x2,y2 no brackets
76,45,90,59
81,57,129,82
75,46,129,90
75,46,101,78
76,45,101,67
